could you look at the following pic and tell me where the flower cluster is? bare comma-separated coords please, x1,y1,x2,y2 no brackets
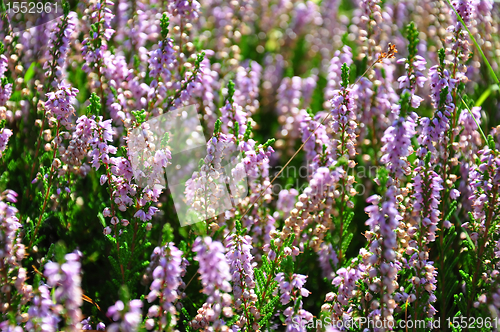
44,251,83,331
145,243,186,330
2,0,500,330
107,299,143,332
275,272,313,331
191,237,233,329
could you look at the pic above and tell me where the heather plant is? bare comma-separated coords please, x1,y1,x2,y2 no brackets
1,0,500,331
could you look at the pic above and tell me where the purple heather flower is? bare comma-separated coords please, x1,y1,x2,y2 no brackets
146,243,185,329
0,189,32,319
26,285,60,332
277,189,299,215
44,251,83,331
330,83,357,158
275,273,313,331
380,110,418,179
412,169,443,243
363,185,402,321
220,101,248,136
397,55,427,108
89,116,117,170
43,12,77,86
325,46,353,103
81,0,115,73
234,60,262,113
169,0,201,20
290,1,321,36
0,128,12,157
45,83,79,126
0,54,8,77
318,242,339,280
418,62,456,163
0,81,12,106
225,234,255,301
467,147,500,234
107,299,143,332
148,38,176,86
458,106,482,158
193,237,232,303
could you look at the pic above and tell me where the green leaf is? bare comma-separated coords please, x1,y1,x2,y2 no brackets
342,233,353,253
24,62,36,82
97,212,106,227
462,228,476,252
475,86,492,107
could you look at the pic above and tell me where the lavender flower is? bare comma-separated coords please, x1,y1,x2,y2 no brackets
0,190,31,324
44,11,77,86
380,101,418,179
363,185,402,323
81,0,115,73
330,64,357,159
225,234,256,303
324,46,353,104
0,127,12,158
107,299,143,332
193,237,232,301
275,273,313,331
146,243,185,329
406,158,443,318
44,251,83,331
191,237,233,329
26,285,60,332
169,0,201,20
44,83,79,128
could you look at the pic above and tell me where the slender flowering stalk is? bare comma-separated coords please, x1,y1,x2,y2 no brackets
446,0,476,83
225,229,257,330
363,184,402,327
147,14,177,114
0,190,31,327
191,237,233,330
0,123,12,158
329,63,358,264
0,43,12,107
44,251,83,331
28,83,79,250
418,49,456,164
407,153,443,321
323,262,363,325
145,243,186,330
43,5,77,88
464,144,500,319
81,0,115,105
26,285,60,332
380,93,418,179
275,272,313,331
396,22,427,108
